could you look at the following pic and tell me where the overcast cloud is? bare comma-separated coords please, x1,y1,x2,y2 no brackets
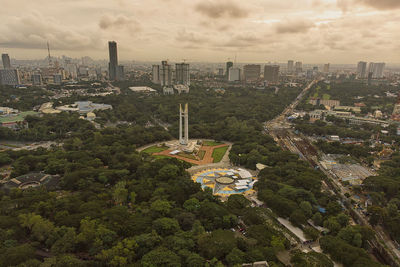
0,0,398,63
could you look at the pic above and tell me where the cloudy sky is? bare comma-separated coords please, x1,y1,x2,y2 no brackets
0,0,399,63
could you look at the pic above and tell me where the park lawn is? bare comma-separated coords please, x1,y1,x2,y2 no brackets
212,146,229,163
203,140,224,146
322,94,331,100
177,152,197,160
142,145,168,154
198,150,206,160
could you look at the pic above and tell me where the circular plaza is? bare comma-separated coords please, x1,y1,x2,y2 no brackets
191,167,257,197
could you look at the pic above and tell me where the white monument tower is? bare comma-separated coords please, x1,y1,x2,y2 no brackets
179,103,189,145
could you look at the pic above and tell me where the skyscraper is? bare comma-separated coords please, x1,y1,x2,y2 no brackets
0,69,20,85
287,60,294,73
152,65,160,84
175,63,190,86
108,41,118,81
264,65,280,83
2,54,11,69
228,68,241,82
323,63,330,73
117,65,124,81
226,61,233,79
368,62,385,78
243,64,261,82
160,61,172,86
357,61,367,79
295,61,302,73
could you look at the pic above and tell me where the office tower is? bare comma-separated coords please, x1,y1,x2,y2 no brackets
295,61,302,73
323,63,330,73
179,103,189,145
313,66,318,72
160,61,172,86
228,67,241,82
357,61,367,79
53,74,62,85
65,63,77,79
117,65,125,81
264,65,280,83
108,41,118,81
32,74,42,85
175,63,190,86
368,62,385,78
287,60,294,73
218,68,224,76
0,69,20,85
152,65,160,84
243,64,261,82
2,54,11,69
226,61,233,78
367,72,373,85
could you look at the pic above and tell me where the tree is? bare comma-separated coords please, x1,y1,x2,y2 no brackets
141,247,181,267
153,217,180,236
312,212,323,226
183,198,201,213
225,248,245,266
198,230,236,260
300,201,312,218
150,199,172,217
113,181,128,205
96,238,137,266
290,210,307,227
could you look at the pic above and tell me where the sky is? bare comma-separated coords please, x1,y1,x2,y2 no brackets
0,0,399,64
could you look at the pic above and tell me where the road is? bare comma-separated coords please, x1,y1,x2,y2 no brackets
265,79,400,266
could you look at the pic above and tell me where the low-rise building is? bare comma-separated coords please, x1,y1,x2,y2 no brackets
0,111,39,130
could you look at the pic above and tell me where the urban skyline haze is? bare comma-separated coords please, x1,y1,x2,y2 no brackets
0,0,399,63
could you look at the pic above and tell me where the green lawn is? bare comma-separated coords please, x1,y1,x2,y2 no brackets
322,94,331,100
142,145,168,154
177,152,197,160
203,140,224,146
212,146,229,163
198,150,206,160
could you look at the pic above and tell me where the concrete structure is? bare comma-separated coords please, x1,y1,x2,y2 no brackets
226,61,233,78
32,74,42,85
264,65,279,83
175,63,190,86
228,67,241,82
309,99,340,108
0,172,60,193
295,61,302,73
152,65,160,84
368,62,385,78
56,101,112,114
357,61,367,79
0,69,20,85
117,65,124,81
108,41,118,81
243,64,261,82
129,86,157,93
323,63,330,73
2,54,11,69
287,60,294,73
160,61,172,86
0,111,38,130
53,74,62,85
174,84,189,94
163,86,174,95
218,68,224,76
179,103,189,145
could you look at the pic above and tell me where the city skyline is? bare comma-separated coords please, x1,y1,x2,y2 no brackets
0,0,399,63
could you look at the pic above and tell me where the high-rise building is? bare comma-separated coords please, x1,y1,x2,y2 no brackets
175,63,190,86
0,69,20,85
108,41,118,81
264,65,280,83
117,65,125,81
53,74,62,85
226,61,233,78
357,61,367,79
295,61,302,73
228,67,241,82
287,60,294,73
160,61,172,86
2,54,11,69
323,63,330,73
32,74,42,85
218,68,224,76
368,62,385,78
243,64,261,82
152,65,160,84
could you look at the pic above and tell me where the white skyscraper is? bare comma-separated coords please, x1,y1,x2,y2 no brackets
368,62,385,78
295,61,302,73
228,68,241,82
357,61,367,79
179,103,189,145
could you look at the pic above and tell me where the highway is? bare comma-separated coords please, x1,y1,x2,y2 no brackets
265,79,400,266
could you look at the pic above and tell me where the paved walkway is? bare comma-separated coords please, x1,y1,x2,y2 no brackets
153,144,229,165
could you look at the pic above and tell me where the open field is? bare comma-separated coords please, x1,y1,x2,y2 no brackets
142,145,168,154
203,141,224,146
212,146,229,163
